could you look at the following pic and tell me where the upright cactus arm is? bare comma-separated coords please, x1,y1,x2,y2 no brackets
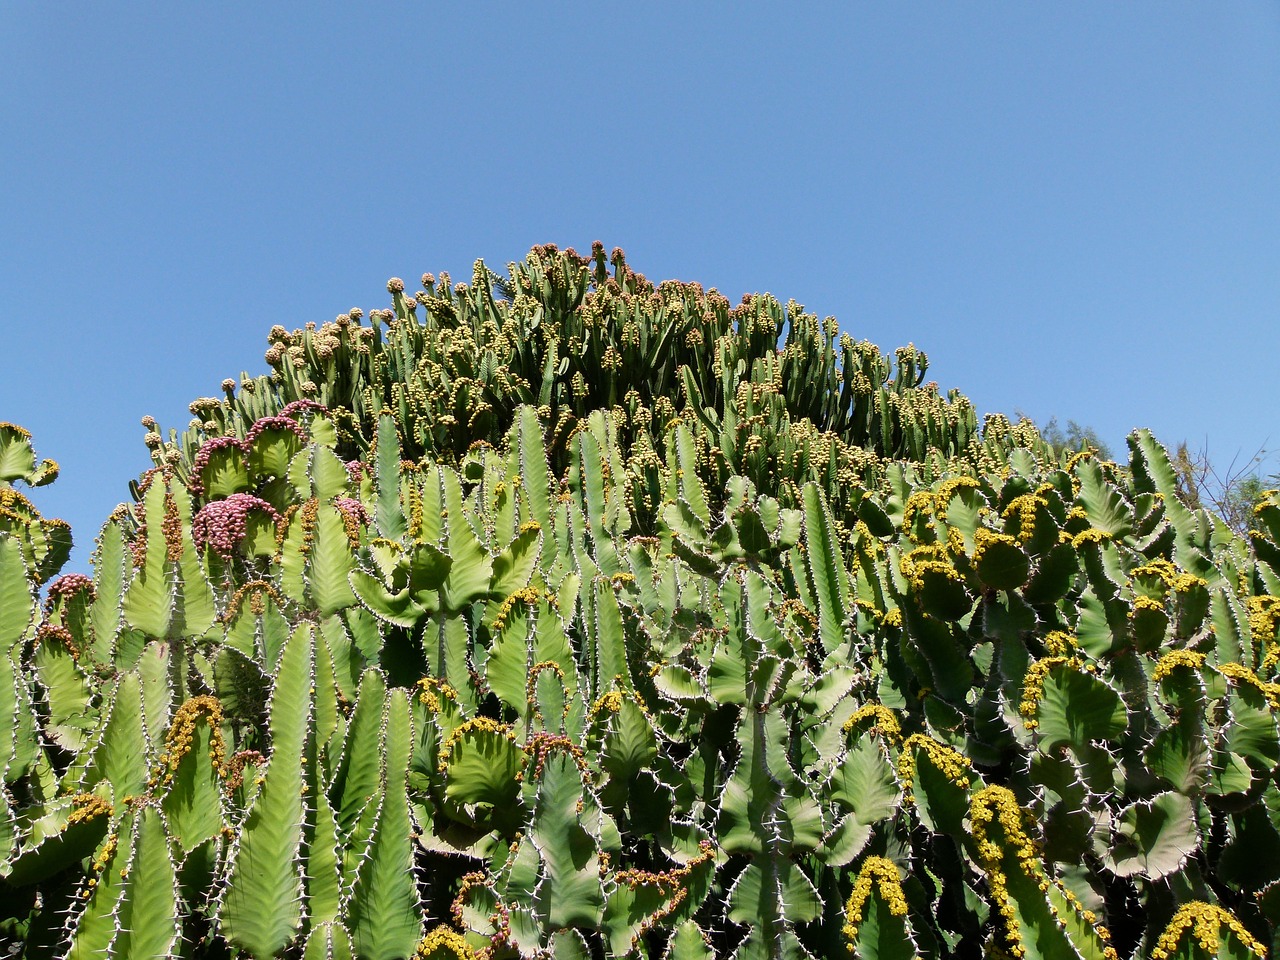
1019,656,1127,753
1073,458,1134,542
346,689,423,960
801,483,851,655
1128,430,1217,578
104,804,182,960
601,841,716,957
64,812,128,959
374,413,408,541
330,669,388,837
302,760,344,928
0,535,36,658
841,856,923,960
436,467,494,614
169,475,219,636
120,475,175,640
824,719,902,861
488,521,542,600
87,520,127,665
1,537,43,782
1101,791,1200,881
303,921,356,960
307,502,360,617
438,717,526,835
218,623,315,957
588,575,630,699
970,786,1118,960
157,696,229,856
528,742,606,934
514,405,554,534
80,671,151,802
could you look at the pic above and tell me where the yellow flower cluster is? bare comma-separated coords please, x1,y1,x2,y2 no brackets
587,676,649,729
779,598,821,633
936,475,982,507
899,545,960,593
1019,657,1080,729
973,527,1020,565
1247,596,1280,669
1042,631,1077,657
1150,901,1267,960
152,696,227,791
1065,449,1096,471
902,491,937,532
896,733,972,805
1131,594,1167,616
490,586,543,633
0,487,37,519
1217,662,1280,709
1002,493,1050,545
404,475,424,540
1070,527,1112,549
1152,650,1206,682
852,520,886,558
416,676,459,714
437,717,517,774
841,704,902,744
67,792,113,826
1254,492,1280,517
81,830,119,898
295,497,320,560
1130,559,1207,598
414,925,476,959
1172,571,1208,594
589,689,626,722
842,856,914,952
1131,558,1178,584
220,578,288,622
523,731,589,779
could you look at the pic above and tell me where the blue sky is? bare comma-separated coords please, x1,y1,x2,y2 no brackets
3,3,1278,572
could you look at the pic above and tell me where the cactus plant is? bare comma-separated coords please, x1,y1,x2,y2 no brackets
2,246,1279,959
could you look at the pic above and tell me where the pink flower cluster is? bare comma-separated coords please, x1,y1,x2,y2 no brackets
46,572,95,608
193,494,281,557
344,460,365,484
245,415,307,446
280,399,329,420
189,436,248,495
333,497,370,526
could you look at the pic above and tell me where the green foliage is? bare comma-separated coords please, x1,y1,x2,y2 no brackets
2,246,1278,959
1036,415,1115,462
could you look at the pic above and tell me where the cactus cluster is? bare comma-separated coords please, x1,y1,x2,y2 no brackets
3,246,1280,959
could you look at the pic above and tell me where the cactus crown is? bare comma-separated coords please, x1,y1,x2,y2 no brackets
1,245,1278,959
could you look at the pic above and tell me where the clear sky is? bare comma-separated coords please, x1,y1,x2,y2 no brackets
3,3,1278,572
